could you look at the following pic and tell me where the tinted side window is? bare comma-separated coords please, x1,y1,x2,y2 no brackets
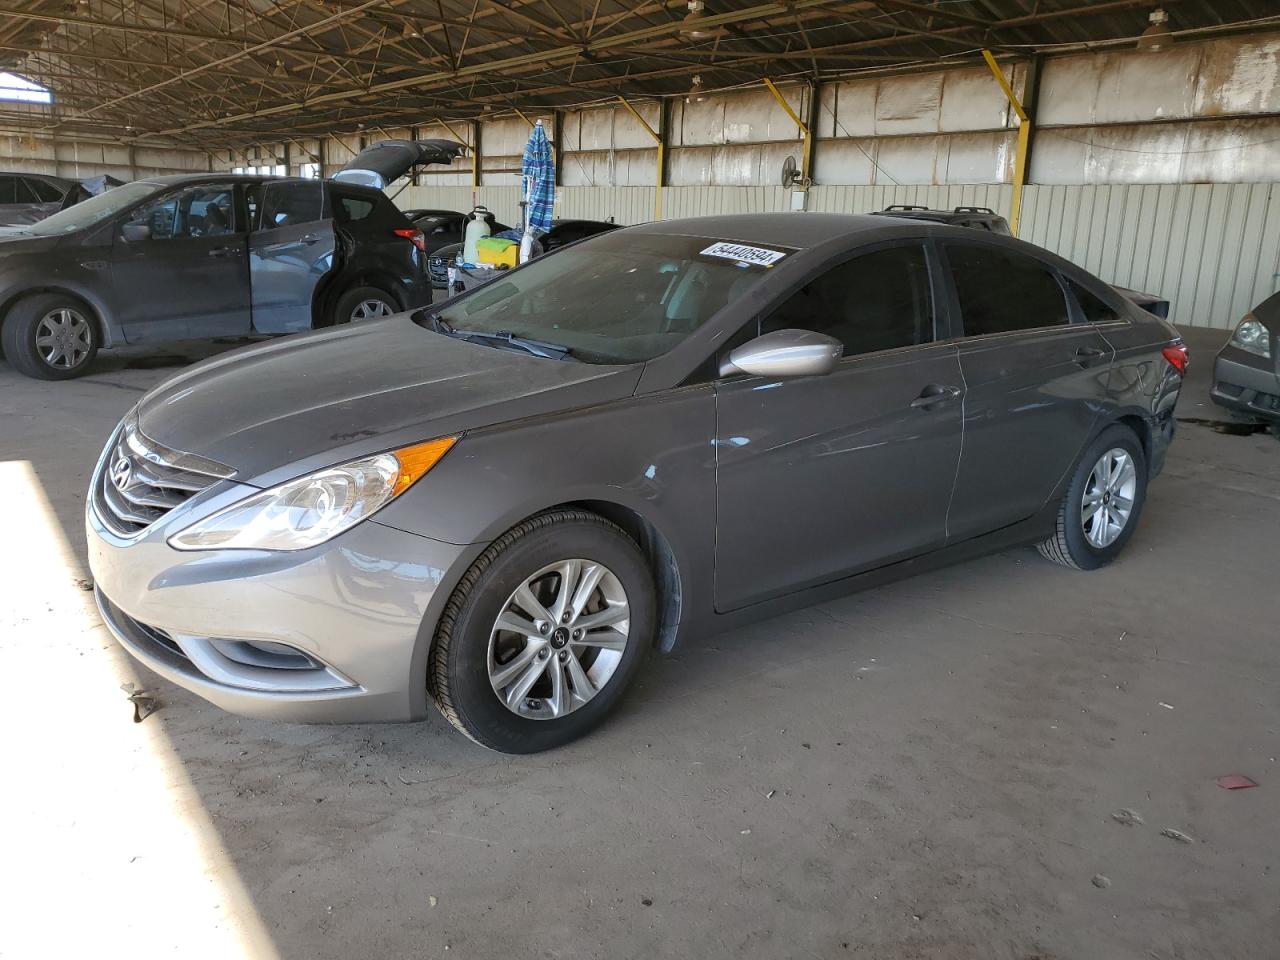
761,244,934,357
1067,279,1120,324
947,244,1068,336
259,181,323,230
338,196,375,221
25,178,63,203
0,176,17,204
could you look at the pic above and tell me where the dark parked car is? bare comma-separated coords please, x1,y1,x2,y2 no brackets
0,174,428,380
427,217,618,288
89,213,1186,753
0,171,122,226
1211,291,1280,426
0,137,465,380
873,205,1171,319
413,210,512,265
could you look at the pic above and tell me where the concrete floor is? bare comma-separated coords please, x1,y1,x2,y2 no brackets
2,327,1278,959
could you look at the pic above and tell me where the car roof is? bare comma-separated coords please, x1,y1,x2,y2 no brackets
626,212,917,250
0,171,78,189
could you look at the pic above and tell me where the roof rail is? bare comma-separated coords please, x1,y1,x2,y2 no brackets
883,204,929,211
953,206,996,214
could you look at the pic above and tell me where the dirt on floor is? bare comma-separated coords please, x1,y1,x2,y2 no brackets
2,328,1278,960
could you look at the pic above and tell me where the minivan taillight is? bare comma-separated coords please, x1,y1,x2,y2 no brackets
1161,343,1189,376
393,227,426,252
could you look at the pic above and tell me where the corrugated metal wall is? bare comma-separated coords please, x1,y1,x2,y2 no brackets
1022,183,1280,330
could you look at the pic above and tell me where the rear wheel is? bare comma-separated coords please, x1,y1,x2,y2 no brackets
1038,424,1147,570
331,285,397,326
428,510,655,753
1,293,99,380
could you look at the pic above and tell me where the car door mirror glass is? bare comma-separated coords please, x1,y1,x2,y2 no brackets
121,222,151,243
722,329,843,379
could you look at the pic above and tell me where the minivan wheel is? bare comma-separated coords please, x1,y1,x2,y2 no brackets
1,293,99,380
428,510,655,753
1038,424,1148,570
332,285,397,325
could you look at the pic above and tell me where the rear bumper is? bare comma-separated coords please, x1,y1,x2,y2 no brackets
1211,347,1280,422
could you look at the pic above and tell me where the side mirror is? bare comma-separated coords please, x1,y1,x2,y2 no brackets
720,329,843,379
121,222,151,243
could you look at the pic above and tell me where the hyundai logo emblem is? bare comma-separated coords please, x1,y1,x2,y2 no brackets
110,456,132,491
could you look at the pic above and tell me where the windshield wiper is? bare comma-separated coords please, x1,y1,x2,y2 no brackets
412,309,574,360
453,328,576,361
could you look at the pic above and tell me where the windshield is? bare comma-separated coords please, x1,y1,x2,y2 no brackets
436,231,790,364
22,181,161,236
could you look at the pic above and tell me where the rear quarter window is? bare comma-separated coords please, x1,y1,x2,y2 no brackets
337,196,375,221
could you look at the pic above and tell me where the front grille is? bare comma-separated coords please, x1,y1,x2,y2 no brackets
94,416,235,538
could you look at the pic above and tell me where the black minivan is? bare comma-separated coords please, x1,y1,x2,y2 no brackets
0,139,464,380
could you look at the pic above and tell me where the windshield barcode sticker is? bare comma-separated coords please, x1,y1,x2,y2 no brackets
700,242,786,267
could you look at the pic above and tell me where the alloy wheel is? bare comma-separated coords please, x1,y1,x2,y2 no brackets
34,307,92,370
488,559,631,720
350,299,393,322
1081,447,1137,548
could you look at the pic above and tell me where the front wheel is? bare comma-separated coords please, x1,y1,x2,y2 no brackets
330,285,398,326
428,510,655,753
1,294,99,380
1038,424,1148,570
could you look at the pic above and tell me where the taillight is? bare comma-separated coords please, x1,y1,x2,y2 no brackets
1161,343,1189,376
393,227,426,252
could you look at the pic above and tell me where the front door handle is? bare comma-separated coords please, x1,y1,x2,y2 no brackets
1074,346,1107,365
910,384,962,409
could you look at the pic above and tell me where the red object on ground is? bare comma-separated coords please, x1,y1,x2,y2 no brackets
1215,775,1258,790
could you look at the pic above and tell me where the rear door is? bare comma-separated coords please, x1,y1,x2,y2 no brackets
109,181,249,342
714,241,965,611
248,180,335,333
942,241,1114,541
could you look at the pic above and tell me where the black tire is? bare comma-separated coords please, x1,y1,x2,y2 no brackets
428,510,655,753
330,285,398,326
1038,424,1148,570
1,293,99,380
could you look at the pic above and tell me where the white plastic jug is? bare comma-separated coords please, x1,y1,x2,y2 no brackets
463,206,492,265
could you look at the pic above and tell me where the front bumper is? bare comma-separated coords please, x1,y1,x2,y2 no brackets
88,489,472,723
1211,345,1280,423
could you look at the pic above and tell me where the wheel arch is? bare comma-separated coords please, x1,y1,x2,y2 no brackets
0,285,116,347
558,499,685,654
312,268,408,328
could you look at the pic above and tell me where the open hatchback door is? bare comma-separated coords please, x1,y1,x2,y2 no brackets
332,139,466,190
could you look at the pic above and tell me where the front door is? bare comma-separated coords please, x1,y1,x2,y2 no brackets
248,180,335,334
714,242,965,612
109,182,249,342
941,241,1115,541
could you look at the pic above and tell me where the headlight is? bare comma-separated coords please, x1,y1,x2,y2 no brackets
1230,314,1272,359
169,436,456,551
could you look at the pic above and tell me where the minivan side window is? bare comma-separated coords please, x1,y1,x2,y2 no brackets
947,243,1069,336
760,244,934,357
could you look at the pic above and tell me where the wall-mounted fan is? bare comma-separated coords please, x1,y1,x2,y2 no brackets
780,155,811,189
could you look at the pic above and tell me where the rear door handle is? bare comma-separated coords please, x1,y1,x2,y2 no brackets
910,384,962,409
207,246,236,258
1074,346,1108,365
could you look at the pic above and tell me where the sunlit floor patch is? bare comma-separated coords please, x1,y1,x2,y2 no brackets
0,460,279,959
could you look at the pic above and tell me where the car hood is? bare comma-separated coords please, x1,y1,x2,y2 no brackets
332,138,466,190
0,229,59,249
135,315,641,487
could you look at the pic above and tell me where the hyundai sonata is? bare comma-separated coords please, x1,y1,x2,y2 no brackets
88,214,1186,753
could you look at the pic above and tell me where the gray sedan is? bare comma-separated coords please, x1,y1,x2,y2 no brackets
1211,290,1280,427
88,214,1187,753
